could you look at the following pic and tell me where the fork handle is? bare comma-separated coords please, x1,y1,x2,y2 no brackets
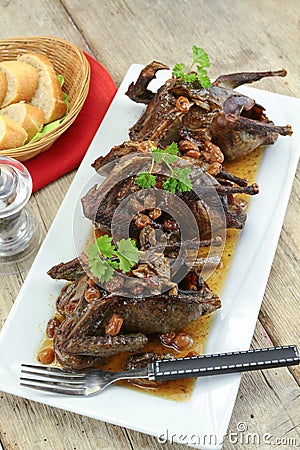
150,345,299,381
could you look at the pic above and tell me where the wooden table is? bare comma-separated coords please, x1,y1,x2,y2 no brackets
0,1,299,449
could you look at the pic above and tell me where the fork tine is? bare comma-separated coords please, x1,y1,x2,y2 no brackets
20,381,86,396
20,376,85,388
21,364,85,377
21,368,85,382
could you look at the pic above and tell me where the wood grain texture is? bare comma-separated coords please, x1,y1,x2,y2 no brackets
0,1,299,449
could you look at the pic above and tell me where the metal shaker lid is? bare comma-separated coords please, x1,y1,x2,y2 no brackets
0,157,32,218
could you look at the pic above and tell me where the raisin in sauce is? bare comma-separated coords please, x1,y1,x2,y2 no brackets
38,147,264,402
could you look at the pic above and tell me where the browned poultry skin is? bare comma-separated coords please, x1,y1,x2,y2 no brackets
51,264,220,369
210,112,292,161
82,150,258,239
47,257,84,281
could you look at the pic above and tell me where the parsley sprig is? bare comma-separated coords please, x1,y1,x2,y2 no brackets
135,142,192,193
87,235,139,283
172,45,212,88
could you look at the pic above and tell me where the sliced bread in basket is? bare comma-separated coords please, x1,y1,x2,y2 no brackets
18,53,67,124
0,102,45,142
0,115,28,149
0,71,7,105
0,61,39,107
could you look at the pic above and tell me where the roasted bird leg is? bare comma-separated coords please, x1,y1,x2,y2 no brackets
213,69,287,89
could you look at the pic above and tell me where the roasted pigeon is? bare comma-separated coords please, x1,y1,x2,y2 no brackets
126,62,292,160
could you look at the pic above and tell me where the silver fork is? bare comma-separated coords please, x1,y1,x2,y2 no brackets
20,345,299,397
20,364,149,396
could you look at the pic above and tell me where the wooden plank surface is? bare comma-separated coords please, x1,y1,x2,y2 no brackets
0,1,299,449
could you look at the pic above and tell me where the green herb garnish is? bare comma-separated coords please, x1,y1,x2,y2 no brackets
135,141,192,193
135,172,157,189
172,45,212,88
87,235,139,283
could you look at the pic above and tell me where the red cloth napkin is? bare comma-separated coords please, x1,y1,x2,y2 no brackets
24,52,117,192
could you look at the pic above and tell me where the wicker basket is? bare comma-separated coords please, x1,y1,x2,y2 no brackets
0,36,90,161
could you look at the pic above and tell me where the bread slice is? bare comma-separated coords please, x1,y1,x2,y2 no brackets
0,71,7,105
0,115,28,150
0,61,39,107
0,102,45,142
18,53,67,124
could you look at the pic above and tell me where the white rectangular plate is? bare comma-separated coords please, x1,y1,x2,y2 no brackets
0,65,299,450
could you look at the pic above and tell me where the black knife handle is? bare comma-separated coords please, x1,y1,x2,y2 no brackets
151,345,299,381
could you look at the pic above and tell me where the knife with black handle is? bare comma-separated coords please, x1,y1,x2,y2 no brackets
147,345,299,381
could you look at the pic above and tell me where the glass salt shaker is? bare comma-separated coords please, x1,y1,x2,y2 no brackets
0,156,41,275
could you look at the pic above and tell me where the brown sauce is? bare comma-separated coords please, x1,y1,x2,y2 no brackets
39,147,264,401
